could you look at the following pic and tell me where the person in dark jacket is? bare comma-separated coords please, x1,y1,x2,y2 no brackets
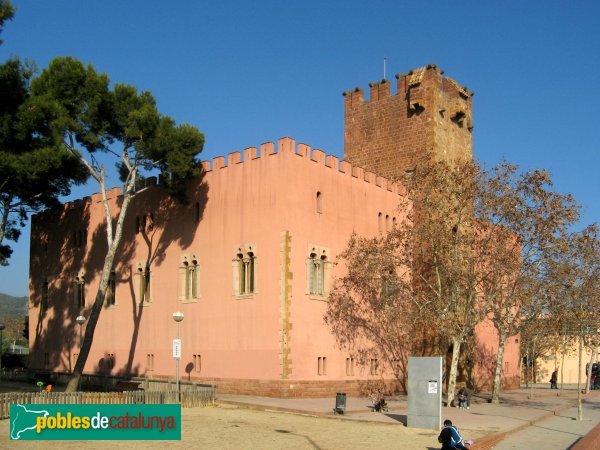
438,419,469,449
550,369,558,389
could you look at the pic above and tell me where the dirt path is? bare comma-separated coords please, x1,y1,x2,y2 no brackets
0,403,488,449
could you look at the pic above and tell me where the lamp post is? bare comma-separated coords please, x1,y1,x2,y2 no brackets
172,311,184,402
0,323,5,382
75,315,86,391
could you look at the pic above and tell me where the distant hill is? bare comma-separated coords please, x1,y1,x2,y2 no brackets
0,293,28,318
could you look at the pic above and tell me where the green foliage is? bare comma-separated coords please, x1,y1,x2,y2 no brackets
0,58,89,264
33,57,205,393
32,57,205,203
0,0,14,45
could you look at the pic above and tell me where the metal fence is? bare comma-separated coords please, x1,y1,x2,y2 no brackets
0,385,216,420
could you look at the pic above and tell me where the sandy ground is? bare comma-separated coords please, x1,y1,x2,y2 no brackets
0,403,489,449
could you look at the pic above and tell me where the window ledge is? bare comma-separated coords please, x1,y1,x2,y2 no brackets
233,294,255,300
180,298,199,304
308,294,328,302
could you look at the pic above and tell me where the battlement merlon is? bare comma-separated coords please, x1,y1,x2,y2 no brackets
199,137,402,195
369,79,391,102
343,64,474,179
344,64,474,105
45,136,404,215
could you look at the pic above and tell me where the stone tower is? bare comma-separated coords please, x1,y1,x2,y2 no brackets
343,64,473,181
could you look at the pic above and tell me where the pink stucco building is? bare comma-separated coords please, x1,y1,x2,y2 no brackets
28,65,520,396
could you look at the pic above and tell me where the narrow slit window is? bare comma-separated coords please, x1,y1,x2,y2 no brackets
346,357,355,376
316,191,322,214
41,279,49,313
105,271,116,306
318,356,327,376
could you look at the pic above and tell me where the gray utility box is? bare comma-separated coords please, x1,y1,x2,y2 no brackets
407,356,442,430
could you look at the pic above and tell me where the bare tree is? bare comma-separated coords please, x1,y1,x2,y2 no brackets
475,163,580,403
327,160,489,404
325,232,420,390
546,225,600,420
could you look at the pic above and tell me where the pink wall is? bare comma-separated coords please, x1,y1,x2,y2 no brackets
29,137,519,394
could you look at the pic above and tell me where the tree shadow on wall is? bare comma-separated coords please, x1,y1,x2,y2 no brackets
29,202,91,376
117,175,209,377
29,172,208,380
324,282,440,394
470,339,498,393
94,352,141,380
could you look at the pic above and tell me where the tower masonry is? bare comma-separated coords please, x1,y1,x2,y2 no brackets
343,64,474,181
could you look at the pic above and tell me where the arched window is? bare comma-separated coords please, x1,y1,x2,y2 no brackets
240,251,256,294
233,246,257,296
307,247,329,297
105,271,116,306
378,212,383,232
179,254,200,302
186,259,198,299
74,273,85,308
135,263,151,304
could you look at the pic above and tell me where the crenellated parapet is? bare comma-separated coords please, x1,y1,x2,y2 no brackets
34,135,403,223
200,137,403,195
343,64,474,180
62,186,123,212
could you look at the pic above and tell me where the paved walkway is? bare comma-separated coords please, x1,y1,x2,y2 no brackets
493,396,600,449
219,385,600,448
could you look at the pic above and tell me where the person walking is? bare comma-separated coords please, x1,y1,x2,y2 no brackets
550,369,558,389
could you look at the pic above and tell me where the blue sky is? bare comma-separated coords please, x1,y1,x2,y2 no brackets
1,0,598,297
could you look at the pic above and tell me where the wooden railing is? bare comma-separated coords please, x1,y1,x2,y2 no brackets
0,386,216,420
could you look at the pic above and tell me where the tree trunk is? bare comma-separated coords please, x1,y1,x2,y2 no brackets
0,197,11,248
560,352,565,396
577,335,583,421
65,177,134,392
491,330,507,404
529,340,536,399
446,335,462,407
519,350,523,388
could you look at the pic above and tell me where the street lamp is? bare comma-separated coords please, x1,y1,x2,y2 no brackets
0,323,5,382
75,315,86,390
172,312,184,402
